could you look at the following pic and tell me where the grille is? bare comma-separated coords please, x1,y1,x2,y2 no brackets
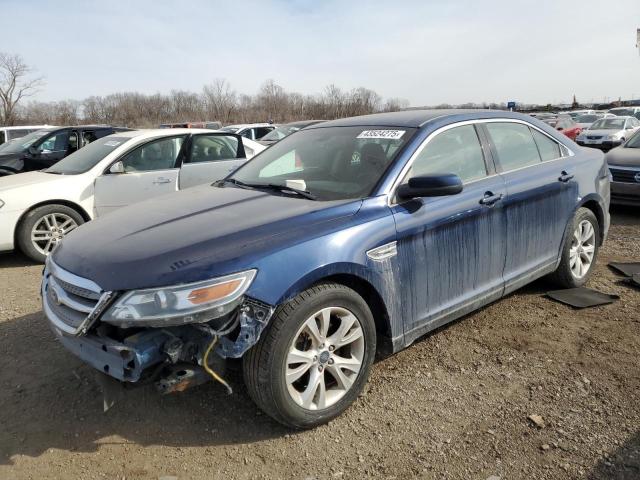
609,167,640,183
43,261,106,335
587,136,602,140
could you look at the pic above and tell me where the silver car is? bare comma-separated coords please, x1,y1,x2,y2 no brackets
576,116,640,151
575,113,615,130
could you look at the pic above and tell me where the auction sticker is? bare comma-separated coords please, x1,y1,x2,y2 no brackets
357,129,405,140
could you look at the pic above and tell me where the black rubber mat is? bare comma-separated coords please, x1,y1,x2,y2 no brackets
546,287,620,309
624,274,640,290
608,262,640,277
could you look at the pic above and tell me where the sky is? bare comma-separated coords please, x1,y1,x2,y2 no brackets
2,0,640,106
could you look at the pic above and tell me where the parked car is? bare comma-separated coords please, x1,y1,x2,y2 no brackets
608,107,640,119
543,115,582,140
0,125,132,176
0,125,53,146
576,116,640,151
528,112,556,121
40,110,610,428
0,129,265,262
220,123,276,140
258,120,325,145
604,132,640,206
575,113,615,130
561,110,596,119
160,121,222,130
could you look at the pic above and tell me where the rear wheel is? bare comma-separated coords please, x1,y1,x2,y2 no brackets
243,283,376,429
548,207,599,288
17,204,84,263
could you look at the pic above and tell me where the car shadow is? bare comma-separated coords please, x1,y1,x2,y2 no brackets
610,205,640,226
0,312,288,465
0,251,38,269
586,430,640,479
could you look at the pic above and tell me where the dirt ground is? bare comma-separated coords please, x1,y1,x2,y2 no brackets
0,207,638,480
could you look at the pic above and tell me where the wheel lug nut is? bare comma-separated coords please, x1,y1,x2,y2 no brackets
313,356,318,362
328,345,334,351
318,365,323,372
328,358,334,365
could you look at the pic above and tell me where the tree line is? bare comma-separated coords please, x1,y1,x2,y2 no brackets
0,53,410,127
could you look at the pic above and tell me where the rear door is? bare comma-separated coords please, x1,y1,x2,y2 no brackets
93,135,187,216
481,121,577,293
178,132,247,189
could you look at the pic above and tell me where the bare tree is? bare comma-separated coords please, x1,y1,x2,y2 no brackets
0,53,44,125
202,79,237,124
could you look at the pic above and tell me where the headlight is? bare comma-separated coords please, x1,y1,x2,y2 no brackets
607,134,620,140
101,269,257,328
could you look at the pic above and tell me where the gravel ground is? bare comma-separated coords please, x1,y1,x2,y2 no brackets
0,206,638,480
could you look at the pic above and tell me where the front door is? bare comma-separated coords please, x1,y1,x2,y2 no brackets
93,135,187,216
28,129,75,170
178,133,247,189
391,123,507,338
481,121,577,292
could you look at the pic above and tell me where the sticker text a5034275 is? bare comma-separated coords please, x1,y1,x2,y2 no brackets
357,130,405,140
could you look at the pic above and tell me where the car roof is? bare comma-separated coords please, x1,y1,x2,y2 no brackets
223,123,273,129
308,109,542,129
109,128,231,139
0,125,53,130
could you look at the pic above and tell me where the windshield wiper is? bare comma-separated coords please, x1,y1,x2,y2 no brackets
216,178,317,200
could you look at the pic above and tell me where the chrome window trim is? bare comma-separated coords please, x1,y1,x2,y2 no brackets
387,118,575,206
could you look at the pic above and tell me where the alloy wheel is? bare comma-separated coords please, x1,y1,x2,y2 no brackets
285,306,365,410
569,219,596,279
30,213,79,256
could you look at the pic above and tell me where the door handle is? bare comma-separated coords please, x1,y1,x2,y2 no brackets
479,191,503,207
153,177,171,184
558,171,574,183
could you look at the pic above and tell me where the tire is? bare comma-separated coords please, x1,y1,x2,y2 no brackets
243,283,376,429
548,207,600,288
17,204,85,263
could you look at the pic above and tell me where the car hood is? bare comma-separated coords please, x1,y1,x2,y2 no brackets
52,185,363,291
0,170,65,193
605,146,640,167
582,129,622,137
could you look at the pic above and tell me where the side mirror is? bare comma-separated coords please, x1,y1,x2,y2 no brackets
109,161,125,174
397,173,463,200
28,146,38,155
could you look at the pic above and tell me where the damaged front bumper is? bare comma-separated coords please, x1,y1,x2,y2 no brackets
42,261,274,391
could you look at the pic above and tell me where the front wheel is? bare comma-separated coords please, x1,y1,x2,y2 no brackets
17,204,84,263
548,207,600,288
243,283,376,429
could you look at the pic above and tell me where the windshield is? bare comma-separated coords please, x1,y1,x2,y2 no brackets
228,126,416,201
626,131,640,148
576,114,600,123
590,118,626,130
46,136,131,174
260,125,301,141
0,129,52,154
609,108,634,117
221,127,239,133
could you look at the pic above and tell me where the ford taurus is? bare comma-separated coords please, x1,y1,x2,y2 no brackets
42,110,610,428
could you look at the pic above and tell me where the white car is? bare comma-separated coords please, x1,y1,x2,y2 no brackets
0,128,265,262
575,113,616,130
576,116,640,151
220,123,276,140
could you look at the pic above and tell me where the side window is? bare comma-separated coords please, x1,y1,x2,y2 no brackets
82,131,98,147
0,131,5,144
531,129,561,161
38,131,70,153
485,123,541,171
410,124,487,183
120,136,186,172
187,135,239,163
255,127,273,139
241,129,253,140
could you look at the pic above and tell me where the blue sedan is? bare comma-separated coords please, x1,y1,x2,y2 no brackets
43,109,610,428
